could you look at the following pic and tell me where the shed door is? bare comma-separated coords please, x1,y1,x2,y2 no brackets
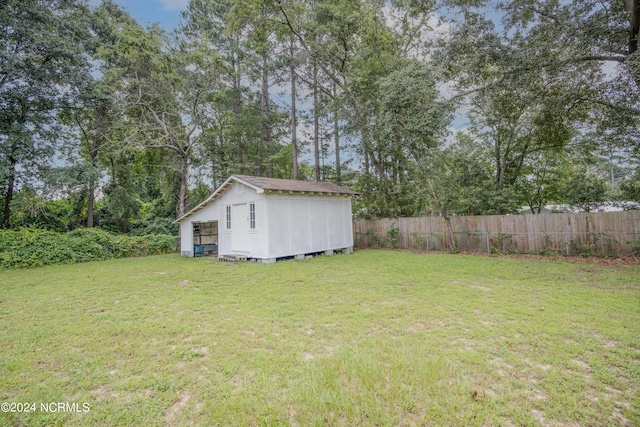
231,203,250,253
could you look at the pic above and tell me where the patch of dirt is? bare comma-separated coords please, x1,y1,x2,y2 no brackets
164,390,190,424
301,326,315,335
531,389,547,401
229,375,243,392
495,368,507,377
289,407,300,427
93,387,119,400
199,346,210,358
586,393,600,403
229,370,255,392
405,322,429,332
531,409,546,424
324,345,336,357
571,358,590,371
522,357,550,372
468,283,492,291
531,410,581,427
604,386,622,398
610,406,631,426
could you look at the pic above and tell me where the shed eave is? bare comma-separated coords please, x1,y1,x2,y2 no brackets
173,176,237,224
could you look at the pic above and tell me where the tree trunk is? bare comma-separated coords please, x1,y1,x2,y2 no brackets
313,60,321,181
87,179,95,228
267,124,273,178
261,52,272,178
233,54,243,174
334,109,341,184
257,64,264,175
368,150,389,182
634,0,640,86
109,156,117,192
495,141,505,191
1,157,17,229
290,38,299,180
627,0,639,55
258,136,263,177
410,149,457,250
361,127,390,182
235,101,243,174
364,145,370,174
333,82,341,184
86,138,100,228
178,153,189,216
609,151,615,185
495,155,507,215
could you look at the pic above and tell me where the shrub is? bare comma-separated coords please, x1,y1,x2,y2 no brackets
130,217,178,236
386,224,400,249
0,228,177,269
357,228,384,248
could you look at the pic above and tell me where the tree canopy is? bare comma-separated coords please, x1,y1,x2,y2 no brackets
1,0,638,238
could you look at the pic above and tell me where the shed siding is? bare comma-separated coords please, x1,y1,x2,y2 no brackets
178,180,354,260
179,184,268,257
266,195,353,258
179,222,194,256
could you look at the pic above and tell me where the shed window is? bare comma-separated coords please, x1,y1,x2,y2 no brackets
249,203,256,229
226,205,231,229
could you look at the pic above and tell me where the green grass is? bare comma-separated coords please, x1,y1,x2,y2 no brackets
1,250,639,426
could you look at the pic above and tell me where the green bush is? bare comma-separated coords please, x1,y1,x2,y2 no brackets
386,224,400,249
130,217,178,236
0,228,177,269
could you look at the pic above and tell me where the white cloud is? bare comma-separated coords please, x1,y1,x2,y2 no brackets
157,0,189,11
600,61,622,83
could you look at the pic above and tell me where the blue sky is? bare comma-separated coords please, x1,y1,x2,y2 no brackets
112,0,187,31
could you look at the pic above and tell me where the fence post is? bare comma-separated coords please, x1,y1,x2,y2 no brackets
486,233,490,254
565,233,569,256
426,233,429,252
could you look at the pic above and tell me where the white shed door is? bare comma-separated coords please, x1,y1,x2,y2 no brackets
231,203,250,253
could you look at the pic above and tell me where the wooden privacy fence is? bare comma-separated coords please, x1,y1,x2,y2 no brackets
353,211,640,257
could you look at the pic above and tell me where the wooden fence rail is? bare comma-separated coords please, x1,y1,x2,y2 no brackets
353,211,640,257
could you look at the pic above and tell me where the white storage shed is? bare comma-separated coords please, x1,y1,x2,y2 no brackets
174,175,358,263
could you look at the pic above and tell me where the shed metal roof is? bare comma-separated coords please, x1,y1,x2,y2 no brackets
174,175,358,223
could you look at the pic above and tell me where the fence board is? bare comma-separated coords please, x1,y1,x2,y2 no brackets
353,211,640,256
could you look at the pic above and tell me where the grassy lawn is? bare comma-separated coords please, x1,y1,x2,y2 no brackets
0,250,639,426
